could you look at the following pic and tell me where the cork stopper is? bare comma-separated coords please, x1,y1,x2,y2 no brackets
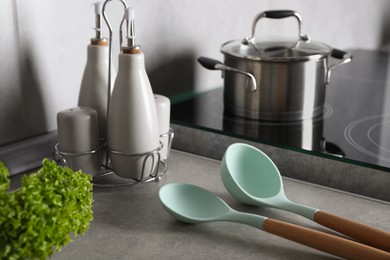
122,45,142,54
90,38,109,46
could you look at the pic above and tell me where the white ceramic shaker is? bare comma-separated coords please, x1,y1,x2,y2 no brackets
107,8,160,180
154,94,171,160
78,2,115,139
57,107,101,176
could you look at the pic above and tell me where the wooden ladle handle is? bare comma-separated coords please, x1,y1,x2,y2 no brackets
314,210,390,252
263,218,390,259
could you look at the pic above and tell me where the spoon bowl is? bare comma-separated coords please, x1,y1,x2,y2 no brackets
221,143,315,219
221,143,284,205
159,183,232,224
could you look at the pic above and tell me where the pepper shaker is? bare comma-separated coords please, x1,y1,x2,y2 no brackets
57,107,101,176
154,94,171,160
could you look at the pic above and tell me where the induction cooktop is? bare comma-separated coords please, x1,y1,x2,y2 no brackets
171,49,390,171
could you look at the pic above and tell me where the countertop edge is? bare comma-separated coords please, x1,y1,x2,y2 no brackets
171,124,390,202
1,127,389,202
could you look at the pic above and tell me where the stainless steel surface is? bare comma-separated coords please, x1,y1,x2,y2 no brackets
223,55,327,120
197,56,257,92
102,0,128,49
101,0,129,167
215,63,257,92
244,10,309,46
224,10,334,62
326,49,353,84
0,131,57,176
102,0,129,128
95,14,102,39
217,10,352,121
222,39,335,62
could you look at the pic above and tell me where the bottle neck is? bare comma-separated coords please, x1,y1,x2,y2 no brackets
87,44,109,63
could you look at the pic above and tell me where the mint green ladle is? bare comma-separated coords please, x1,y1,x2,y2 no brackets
159,183,389,259
220,143,390,252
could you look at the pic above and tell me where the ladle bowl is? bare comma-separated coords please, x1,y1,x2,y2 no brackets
220,143,390,252
159,183,390,259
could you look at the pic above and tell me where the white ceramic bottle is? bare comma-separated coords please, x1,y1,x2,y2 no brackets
107,8,160,180
78,2,115,139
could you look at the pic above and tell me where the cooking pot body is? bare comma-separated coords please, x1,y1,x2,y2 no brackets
223,56,328,121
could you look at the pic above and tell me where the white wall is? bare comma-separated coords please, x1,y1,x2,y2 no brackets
1,0,390,145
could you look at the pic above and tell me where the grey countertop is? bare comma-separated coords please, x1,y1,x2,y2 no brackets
51,150,390,260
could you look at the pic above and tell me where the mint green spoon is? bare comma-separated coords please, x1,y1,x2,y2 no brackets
220,143,390,252
159,183,389,259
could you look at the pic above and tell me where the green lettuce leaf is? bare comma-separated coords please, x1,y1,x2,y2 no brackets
0,159,93,260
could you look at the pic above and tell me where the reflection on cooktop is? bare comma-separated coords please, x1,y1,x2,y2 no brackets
345,114,390,165
171,49,390,170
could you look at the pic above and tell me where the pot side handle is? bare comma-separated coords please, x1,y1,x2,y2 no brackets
326,49,353,84
197,56,257,92
197,56,223,70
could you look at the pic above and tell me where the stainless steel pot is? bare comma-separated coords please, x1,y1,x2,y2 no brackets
198,10,352,121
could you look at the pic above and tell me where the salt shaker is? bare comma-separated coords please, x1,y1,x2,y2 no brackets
154,94,171,160
57,107,101,176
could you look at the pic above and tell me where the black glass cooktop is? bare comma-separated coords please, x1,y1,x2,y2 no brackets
171,49,390,171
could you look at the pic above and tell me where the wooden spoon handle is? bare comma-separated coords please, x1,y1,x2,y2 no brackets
263,218,390,260
314,210,390,252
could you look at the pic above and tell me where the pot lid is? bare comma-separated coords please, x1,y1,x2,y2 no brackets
221,37,333,62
